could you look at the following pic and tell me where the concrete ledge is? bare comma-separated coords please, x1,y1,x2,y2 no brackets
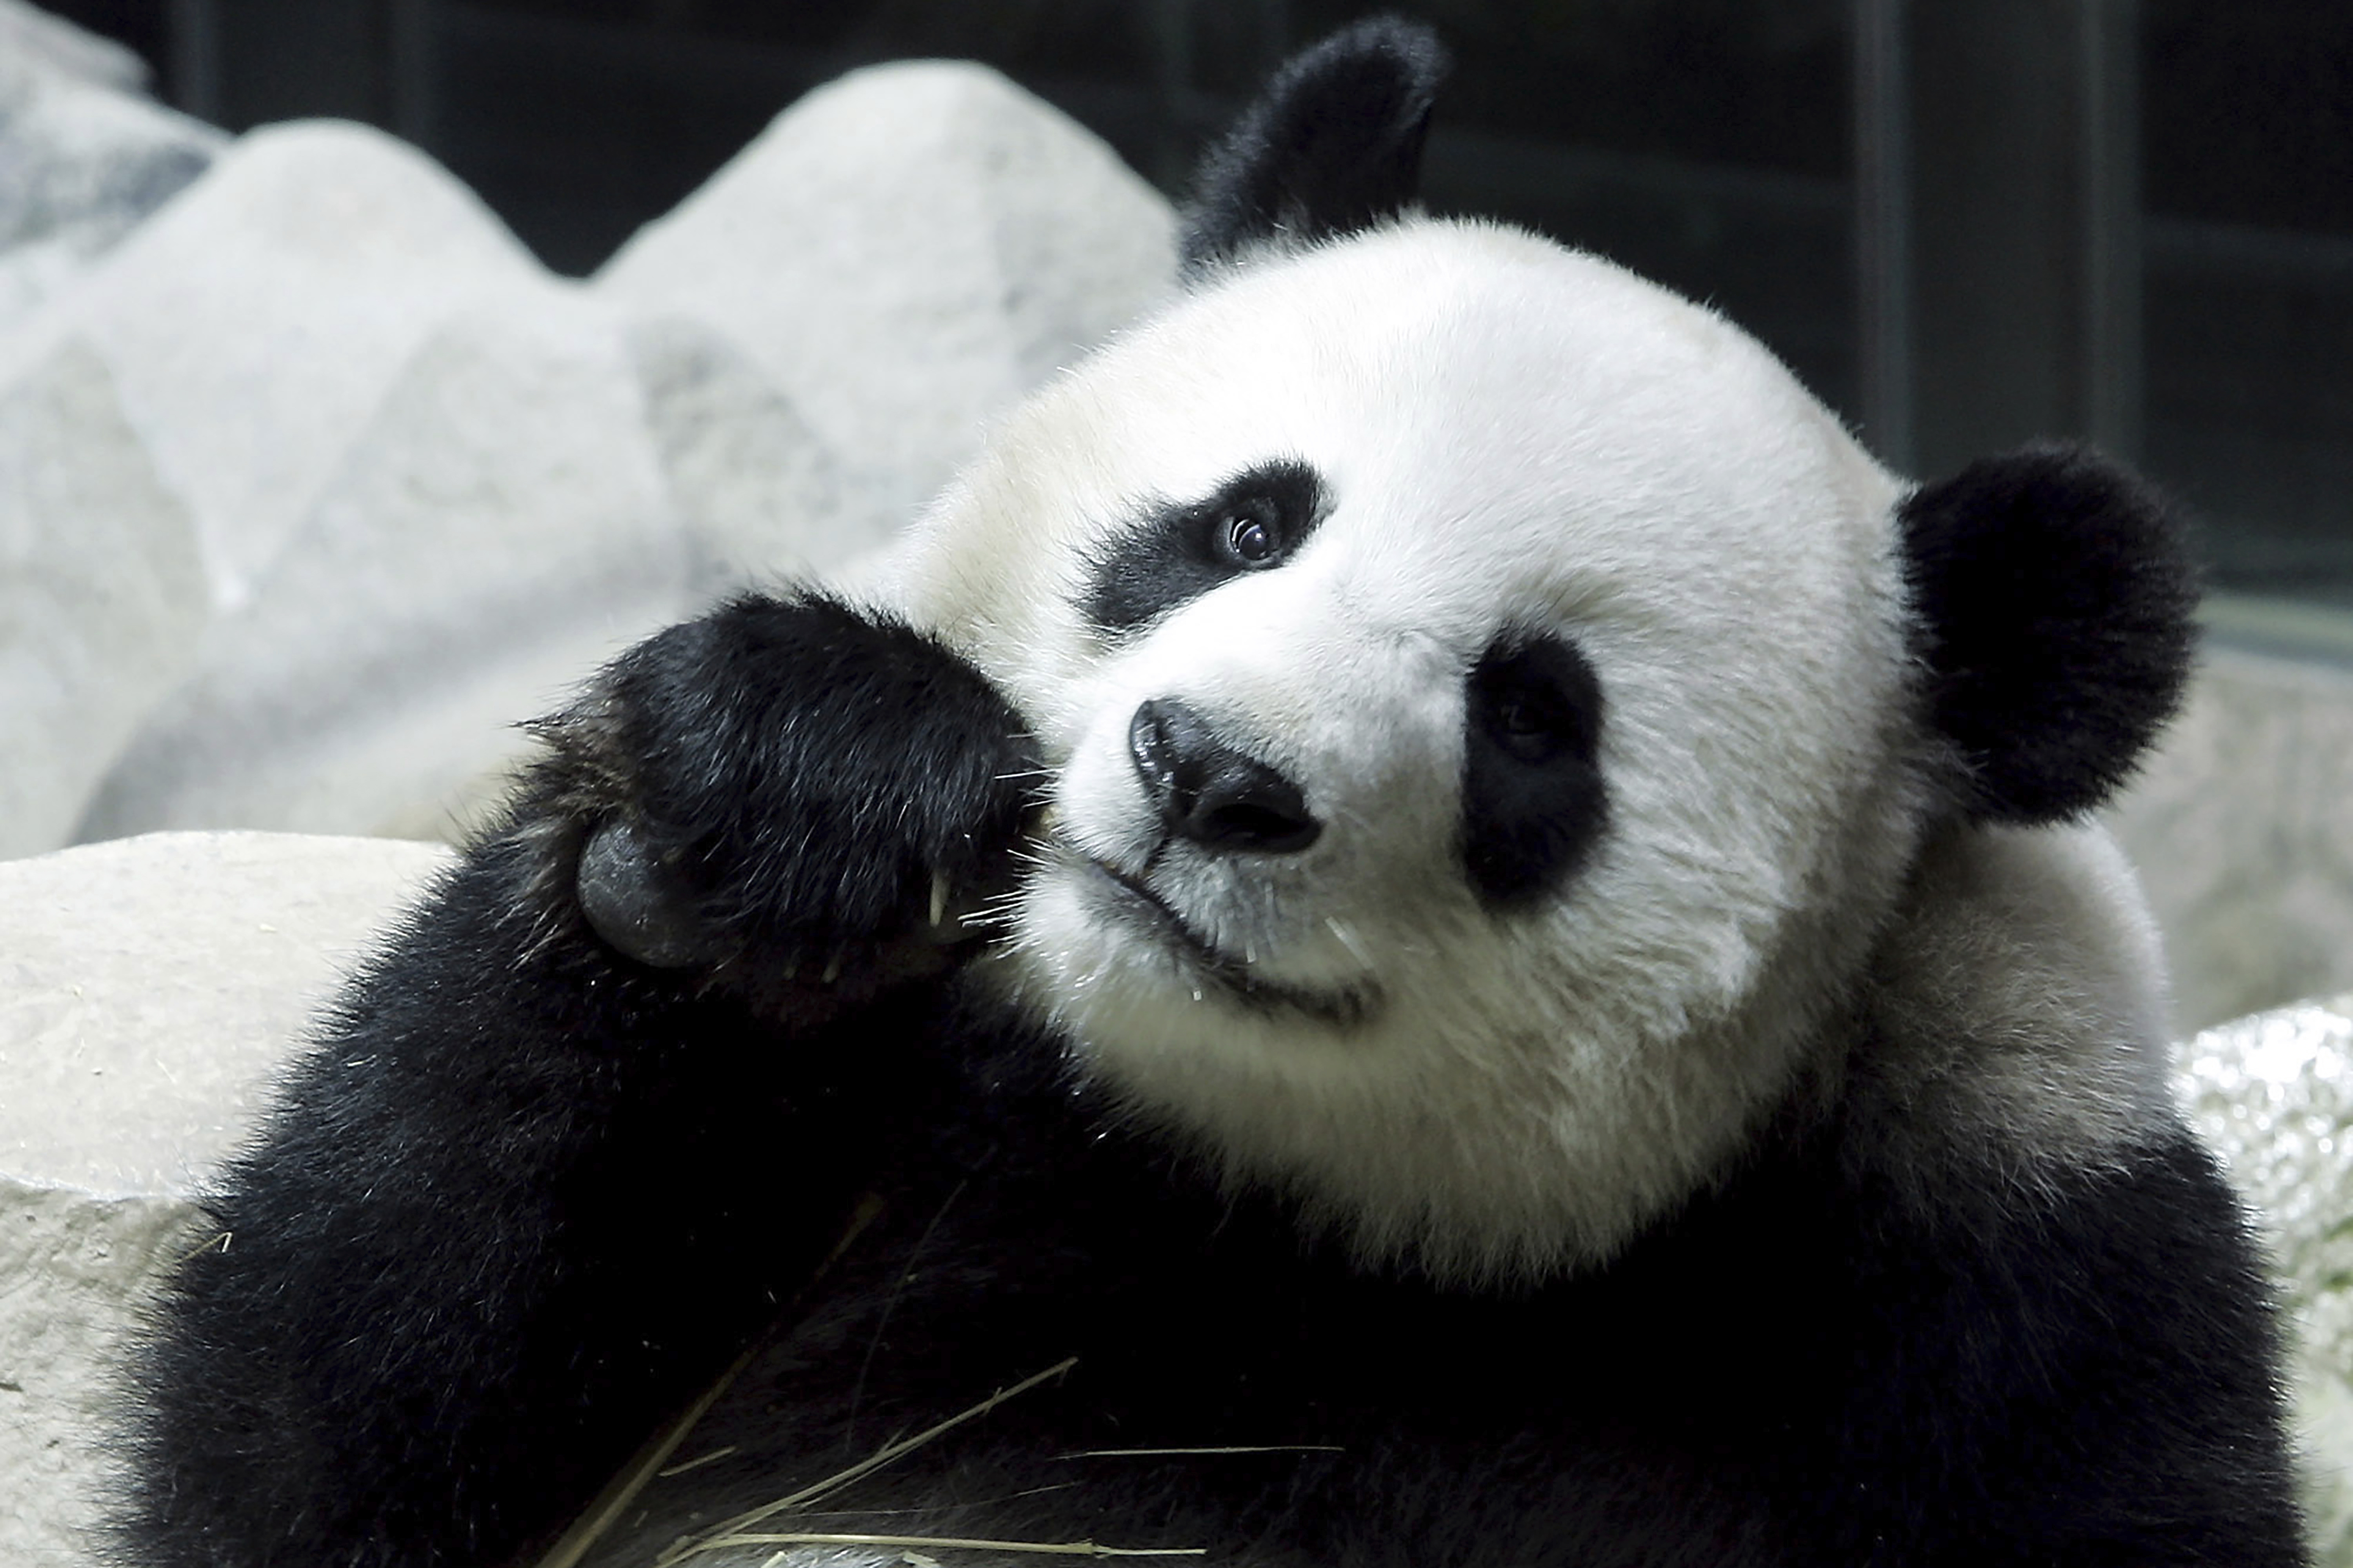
0,831,450,1562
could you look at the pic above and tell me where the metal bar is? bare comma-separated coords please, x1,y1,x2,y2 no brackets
389,0,438,150
2078,0,2142,458
1852,0,1914,470
167,0,224,124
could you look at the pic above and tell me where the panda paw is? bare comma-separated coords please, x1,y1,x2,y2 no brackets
529,592,1040,1013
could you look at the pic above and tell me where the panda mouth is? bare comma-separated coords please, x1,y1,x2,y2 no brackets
1071,851,1378,1028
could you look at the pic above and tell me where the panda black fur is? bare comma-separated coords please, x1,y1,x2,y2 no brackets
122,20,2305,1568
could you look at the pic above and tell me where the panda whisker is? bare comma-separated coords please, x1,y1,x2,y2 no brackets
1322,917,1374,968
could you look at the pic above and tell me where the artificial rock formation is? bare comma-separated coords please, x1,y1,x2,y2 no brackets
0,0,223,333
596,60,1175,526
0,55,1175,863
2109,646,2353,1030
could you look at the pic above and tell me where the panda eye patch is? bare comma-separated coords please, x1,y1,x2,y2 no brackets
1462,633,1608,908
1084,460,1326,636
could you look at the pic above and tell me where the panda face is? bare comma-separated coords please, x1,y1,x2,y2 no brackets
890,220,1931,1277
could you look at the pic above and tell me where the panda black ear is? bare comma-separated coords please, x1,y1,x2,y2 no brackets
1901,443,2199,824
1178,16,1449,280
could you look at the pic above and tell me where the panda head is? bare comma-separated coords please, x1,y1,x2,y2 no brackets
888,20,2196,1279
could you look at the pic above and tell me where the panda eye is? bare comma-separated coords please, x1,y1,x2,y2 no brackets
1220,508,1280,566
1478,670,1576,763
1470,640,1600,766
1082,460,1327,637
1488,690,1563,758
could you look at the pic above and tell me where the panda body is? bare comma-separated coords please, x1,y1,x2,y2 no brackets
122,21,2304,1568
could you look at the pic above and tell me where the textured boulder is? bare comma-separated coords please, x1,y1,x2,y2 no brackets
630,314,893,600
0,120,543,611
4,61,1176,858
0,116,740,854
0,0,144,87
597,60,1176,521
0,340,205,859
2109,646,2353,1030
0,0,211,850
0,831,452,1563
2180,996,2353,1565
0,0,223,333
80,288,690,845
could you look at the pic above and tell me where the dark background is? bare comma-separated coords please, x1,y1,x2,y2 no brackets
44,0,2353,602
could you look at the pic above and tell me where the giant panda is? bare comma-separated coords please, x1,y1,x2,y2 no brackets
123,20,2306,1568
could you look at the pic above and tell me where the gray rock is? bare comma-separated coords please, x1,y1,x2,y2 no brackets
629,313,896,599
2180,996,2353,1567
14,64,1178,858
0,338,205,861
0,2,222,334
2108,646,2353,1032
0,830,452,1564
80,287,691,845
0,0,146,91
0,119,543,612
0,120,589,859
597,60,1175,521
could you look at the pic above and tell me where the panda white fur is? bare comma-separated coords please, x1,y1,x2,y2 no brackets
124,20,2304,1568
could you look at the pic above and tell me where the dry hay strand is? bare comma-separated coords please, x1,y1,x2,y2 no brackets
532,1199,1217,1568
654,1358,1112,1565
708,1534,1200,1561
532,1194,889,1568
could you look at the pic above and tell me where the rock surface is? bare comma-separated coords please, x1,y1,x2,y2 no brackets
0,340,205,860
0,119,544,612
0,55,1176,862
0,0,223,334
629,314,893,600
0,831,452,1565
2179,996,2353,1566
597,60,1176,523
2108,645,2353,1031
0,0,144,88
78,287,691,846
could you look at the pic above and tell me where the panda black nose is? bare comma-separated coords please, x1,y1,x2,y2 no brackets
1129,699,1322,855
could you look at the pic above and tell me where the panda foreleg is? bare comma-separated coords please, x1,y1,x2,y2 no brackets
120,592,1040,1568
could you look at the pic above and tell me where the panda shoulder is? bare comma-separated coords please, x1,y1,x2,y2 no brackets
1847,819,2184,1188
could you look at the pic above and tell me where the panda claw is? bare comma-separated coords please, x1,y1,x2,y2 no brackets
821,953,843,985
930,871,951,928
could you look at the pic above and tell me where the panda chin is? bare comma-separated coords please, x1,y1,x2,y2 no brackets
1067,851,1380,1029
